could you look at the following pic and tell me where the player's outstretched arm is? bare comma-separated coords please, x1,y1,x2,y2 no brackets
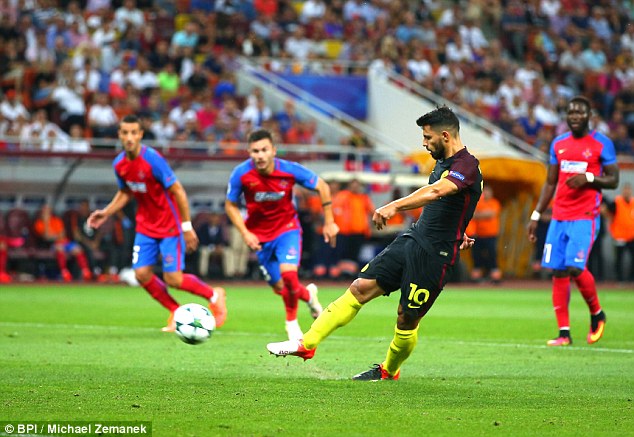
168,181,199,253
373,178,458,230
87,190,132,229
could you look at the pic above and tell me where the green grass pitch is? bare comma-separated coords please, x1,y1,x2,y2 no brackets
1,283,633,436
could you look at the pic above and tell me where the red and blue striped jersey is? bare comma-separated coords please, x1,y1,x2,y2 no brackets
113,145,182,238
226,158,319,243
549,130,617,221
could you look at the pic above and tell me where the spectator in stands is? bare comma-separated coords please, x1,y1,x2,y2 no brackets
500,1,528,60
186,62,210,95
437,2,462,28
301,0,326,24
0,89,29,123
1,39,26,92
445,33,474,64
170,21,200,54
248,15,281,53
114,0,145,33
156,62,180,102
91,17,116,49
127,56,159,95
66,124,91,152
215,96,242,136
19,109,66,150
394,11,426,44
407,47,433,85
168,98,197,130
459,18,489,53
581,38,607,73
33,204,91,281
613,123,634,157
88,92,119,138
517,107,544,144
196,96,219,135
588,6,612,43
75,59,101,94
606,183,634,284
470,186,503,284
147,110,175,147
274,99,301,138
284,25,315,61
50,75,86,132
196,211,229,279
241,94,272,129
139,22,160,55
147,39,171,70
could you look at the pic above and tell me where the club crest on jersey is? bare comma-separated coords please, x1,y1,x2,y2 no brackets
254,191,285,202
126,181,148,192
582,148,593,159
138,171,146,180
279,179,289,188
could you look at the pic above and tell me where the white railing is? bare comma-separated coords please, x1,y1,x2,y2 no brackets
237,57,412,156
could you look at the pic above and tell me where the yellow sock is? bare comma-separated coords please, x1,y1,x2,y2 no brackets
382,326,419,377
303,289,362,350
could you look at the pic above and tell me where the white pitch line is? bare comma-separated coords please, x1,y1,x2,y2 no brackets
1,322,632,354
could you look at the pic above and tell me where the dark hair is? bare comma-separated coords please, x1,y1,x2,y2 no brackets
247,128,273,144
121,114,141,125
415,105,460,135
569,95,592,112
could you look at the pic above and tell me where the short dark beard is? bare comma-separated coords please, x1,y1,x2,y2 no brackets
430,138,445,160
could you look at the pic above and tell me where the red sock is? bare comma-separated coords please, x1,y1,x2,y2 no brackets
75,251,89,270
142,275,179,312
281,271,310,302
0,247,7,273
573,269,602,314
552,276,571,330
278,286,298,321
56,250,68,271
179,274,213,300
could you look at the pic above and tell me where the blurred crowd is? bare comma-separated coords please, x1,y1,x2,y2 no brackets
0,0,633,158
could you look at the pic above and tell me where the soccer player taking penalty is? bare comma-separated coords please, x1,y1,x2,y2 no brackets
87,114,227,331
267,106,482,380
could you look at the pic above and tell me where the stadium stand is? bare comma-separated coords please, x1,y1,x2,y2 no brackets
2,0,634,281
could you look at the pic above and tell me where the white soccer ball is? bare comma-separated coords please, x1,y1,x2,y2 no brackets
174,303,216,345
